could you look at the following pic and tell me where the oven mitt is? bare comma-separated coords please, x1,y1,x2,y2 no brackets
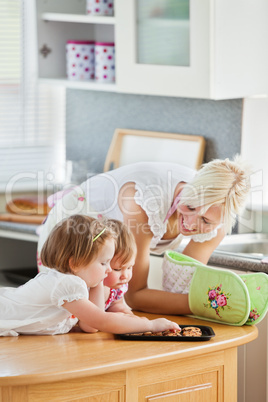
189,263,251,326
162,250,202,294
240,272,268,325
162,251,250,326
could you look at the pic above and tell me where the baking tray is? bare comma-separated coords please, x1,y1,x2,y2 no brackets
118,325,215,342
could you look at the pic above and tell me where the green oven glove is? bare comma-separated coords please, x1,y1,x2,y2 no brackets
162,251,251,326
189,263,250,326
162,250,201,294
239,272,268,325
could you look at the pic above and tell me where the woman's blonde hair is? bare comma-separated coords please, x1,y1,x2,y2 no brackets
179,155,251,234
107,219,137,265
41,215,116,273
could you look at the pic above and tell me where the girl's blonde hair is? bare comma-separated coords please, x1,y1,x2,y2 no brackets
179,155,251,234
41,215,116,273
107,219,137,265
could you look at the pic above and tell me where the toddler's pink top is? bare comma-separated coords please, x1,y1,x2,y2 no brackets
105,283,128,310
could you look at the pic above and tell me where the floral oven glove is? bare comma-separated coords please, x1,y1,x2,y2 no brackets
162,251,268,326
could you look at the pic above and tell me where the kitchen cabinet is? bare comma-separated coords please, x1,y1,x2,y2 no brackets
35,0,268,99
116,0,268,99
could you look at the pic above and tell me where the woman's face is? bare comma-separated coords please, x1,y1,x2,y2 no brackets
177,203,224,236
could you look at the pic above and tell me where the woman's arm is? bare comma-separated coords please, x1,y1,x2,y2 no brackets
63,298,180,334
182,226,225,264
118,182,192,315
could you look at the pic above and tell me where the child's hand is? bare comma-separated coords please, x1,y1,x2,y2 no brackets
149,318,180,333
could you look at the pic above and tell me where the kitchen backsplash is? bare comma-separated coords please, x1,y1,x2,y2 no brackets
66,90,242,175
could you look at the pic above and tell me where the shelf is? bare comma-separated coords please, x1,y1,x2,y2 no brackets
42,13,116,25
39,78,118,92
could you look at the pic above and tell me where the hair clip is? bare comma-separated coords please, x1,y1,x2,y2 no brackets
93,228,106,242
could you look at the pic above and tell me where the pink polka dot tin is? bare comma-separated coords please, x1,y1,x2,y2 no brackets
66,40,95,81
87,0,114,16
95,42,115,83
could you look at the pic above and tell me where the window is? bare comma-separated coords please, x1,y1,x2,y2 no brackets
0,0,65,194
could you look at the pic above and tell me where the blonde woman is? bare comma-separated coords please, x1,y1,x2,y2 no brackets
38,156,251,316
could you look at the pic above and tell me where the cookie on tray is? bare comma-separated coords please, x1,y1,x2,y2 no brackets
181,326,202,337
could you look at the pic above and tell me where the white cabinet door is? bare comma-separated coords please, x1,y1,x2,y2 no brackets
115,0,268,100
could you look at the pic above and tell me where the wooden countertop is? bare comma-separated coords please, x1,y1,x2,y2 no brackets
0,314,257,387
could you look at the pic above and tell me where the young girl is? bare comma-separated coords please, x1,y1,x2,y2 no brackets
0,215,179,336
104,219,137,314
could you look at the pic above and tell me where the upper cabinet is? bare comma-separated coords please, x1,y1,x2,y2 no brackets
115,0,268,99
35,0,268,99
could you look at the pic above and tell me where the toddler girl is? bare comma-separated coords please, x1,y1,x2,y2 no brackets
104,219,137,314
0,215,179,336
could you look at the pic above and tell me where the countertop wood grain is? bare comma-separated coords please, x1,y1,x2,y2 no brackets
0,314,258,387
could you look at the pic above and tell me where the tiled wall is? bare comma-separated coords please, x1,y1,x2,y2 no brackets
66,90,243,178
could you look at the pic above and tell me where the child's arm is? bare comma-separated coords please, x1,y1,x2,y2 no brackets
106,298,133,315
63,298,180,334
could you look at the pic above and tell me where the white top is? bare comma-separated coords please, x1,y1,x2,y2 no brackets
81,162,220,254
0,269,88,336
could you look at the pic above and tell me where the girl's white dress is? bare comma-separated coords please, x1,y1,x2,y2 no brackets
0,268,88,336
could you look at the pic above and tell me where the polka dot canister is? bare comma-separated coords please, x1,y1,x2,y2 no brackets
95,42,115,83
66,40,95,81
87,0,114,16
